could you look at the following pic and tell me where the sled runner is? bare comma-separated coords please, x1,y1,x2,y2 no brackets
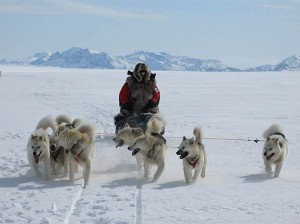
115,113,153,134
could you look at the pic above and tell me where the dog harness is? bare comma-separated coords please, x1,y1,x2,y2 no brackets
187,156,199,168
70,141,84,163
269,132,286,139
51,147,61,162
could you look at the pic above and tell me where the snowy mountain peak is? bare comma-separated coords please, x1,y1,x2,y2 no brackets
247,55,300,72
1,48,299,72
274,55,300,71
26,47,237,71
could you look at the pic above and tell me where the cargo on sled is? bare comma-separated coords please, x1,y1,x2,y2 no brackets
115,113,153,134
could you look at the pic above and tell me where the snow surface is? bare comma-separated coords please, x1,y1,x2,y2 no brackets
0,65,300,224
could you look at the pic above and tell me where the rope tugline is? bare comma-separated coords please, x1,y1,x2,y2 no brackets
95,132,264,144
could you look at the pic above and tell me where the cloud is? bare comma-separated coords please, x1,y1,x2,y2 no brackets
0,0,165,20
257,3,296,10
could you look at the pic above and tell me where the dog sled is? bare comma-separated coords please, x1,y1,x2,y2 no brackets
115,113,153,134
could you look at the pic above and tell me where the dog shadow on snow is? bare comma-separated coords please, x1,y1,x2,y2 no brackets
152,181,186,190
102,177,147,189
240,173,273,183
0,165,78,190
99,163,137,175
102,177,186,189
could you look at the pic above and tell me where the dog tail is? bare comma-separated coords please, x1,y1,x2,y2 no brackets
77,123,96,139
147,113,166,134
193,126,202,143
35,115,57,132
263,124,283,139
72,118,85,128
56,114,72,125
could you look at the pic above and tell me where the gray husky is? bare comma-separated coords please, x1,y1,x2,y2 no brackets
56,122,96,188
128,114,167,182
113,123,144,169
49,114,72,176
176,127,207,184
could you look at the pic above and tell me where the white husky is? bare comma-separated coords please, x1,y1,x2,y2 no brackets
176,127,207,184
56,122,96,188
113,123,144,169
27,115,57,180
128,114,167,182
262,124,288,178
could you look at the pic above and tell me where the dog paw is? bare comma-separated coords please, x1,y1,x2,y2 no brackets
185,179,193,184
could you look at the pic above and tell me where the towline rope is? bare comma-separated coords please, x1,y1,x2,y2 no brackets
95,132,264,143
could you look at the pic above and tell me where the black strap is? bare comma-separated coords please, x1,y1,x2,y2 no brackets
270,132,286,139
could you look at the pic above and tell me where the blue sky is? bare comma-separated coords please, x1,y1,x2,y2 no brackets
0,0,299,68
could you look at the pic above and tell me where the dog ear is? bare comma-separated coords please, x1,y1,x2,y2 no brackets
132,128,143,135
39,136,46,142
182,136,186,140
279,142,283,148
273,138,279,142
125,123,130,128
127,70,134,76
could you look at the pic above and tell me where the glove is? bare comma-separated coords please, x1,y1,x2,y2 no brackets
143,100,159,113
145,107,159,114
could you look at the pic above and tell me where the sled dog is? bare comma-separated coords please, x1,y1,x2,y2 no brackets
113,123,144,169
128,114,167,182
49,114,73,176
176,127,207,184
27,115,57,180
262,124,288,178
56,122,96,188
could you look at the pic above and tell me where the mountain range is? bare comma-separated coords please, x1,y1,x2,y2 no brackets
1,47,300,72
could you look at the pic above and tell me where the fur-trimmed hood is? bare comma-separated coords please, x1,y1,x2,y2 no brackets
127,63,157,84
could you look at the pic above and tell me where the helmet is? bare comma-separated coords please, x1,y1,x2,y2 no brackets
133,63,151,82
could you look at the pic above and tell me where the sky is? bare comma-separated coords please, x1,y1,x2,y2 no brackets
0,66,300,223
0,0,300,68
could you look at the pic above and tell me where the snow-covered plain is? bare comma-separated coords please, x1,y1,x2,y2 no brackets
0,65,299,224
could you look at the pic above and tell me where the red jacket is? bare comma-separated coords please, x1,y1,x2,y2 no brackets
119,82,160,110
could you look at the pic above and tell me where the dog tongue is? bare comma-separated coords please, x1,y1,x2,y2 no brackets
34,155,39,164
116,140,124,148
